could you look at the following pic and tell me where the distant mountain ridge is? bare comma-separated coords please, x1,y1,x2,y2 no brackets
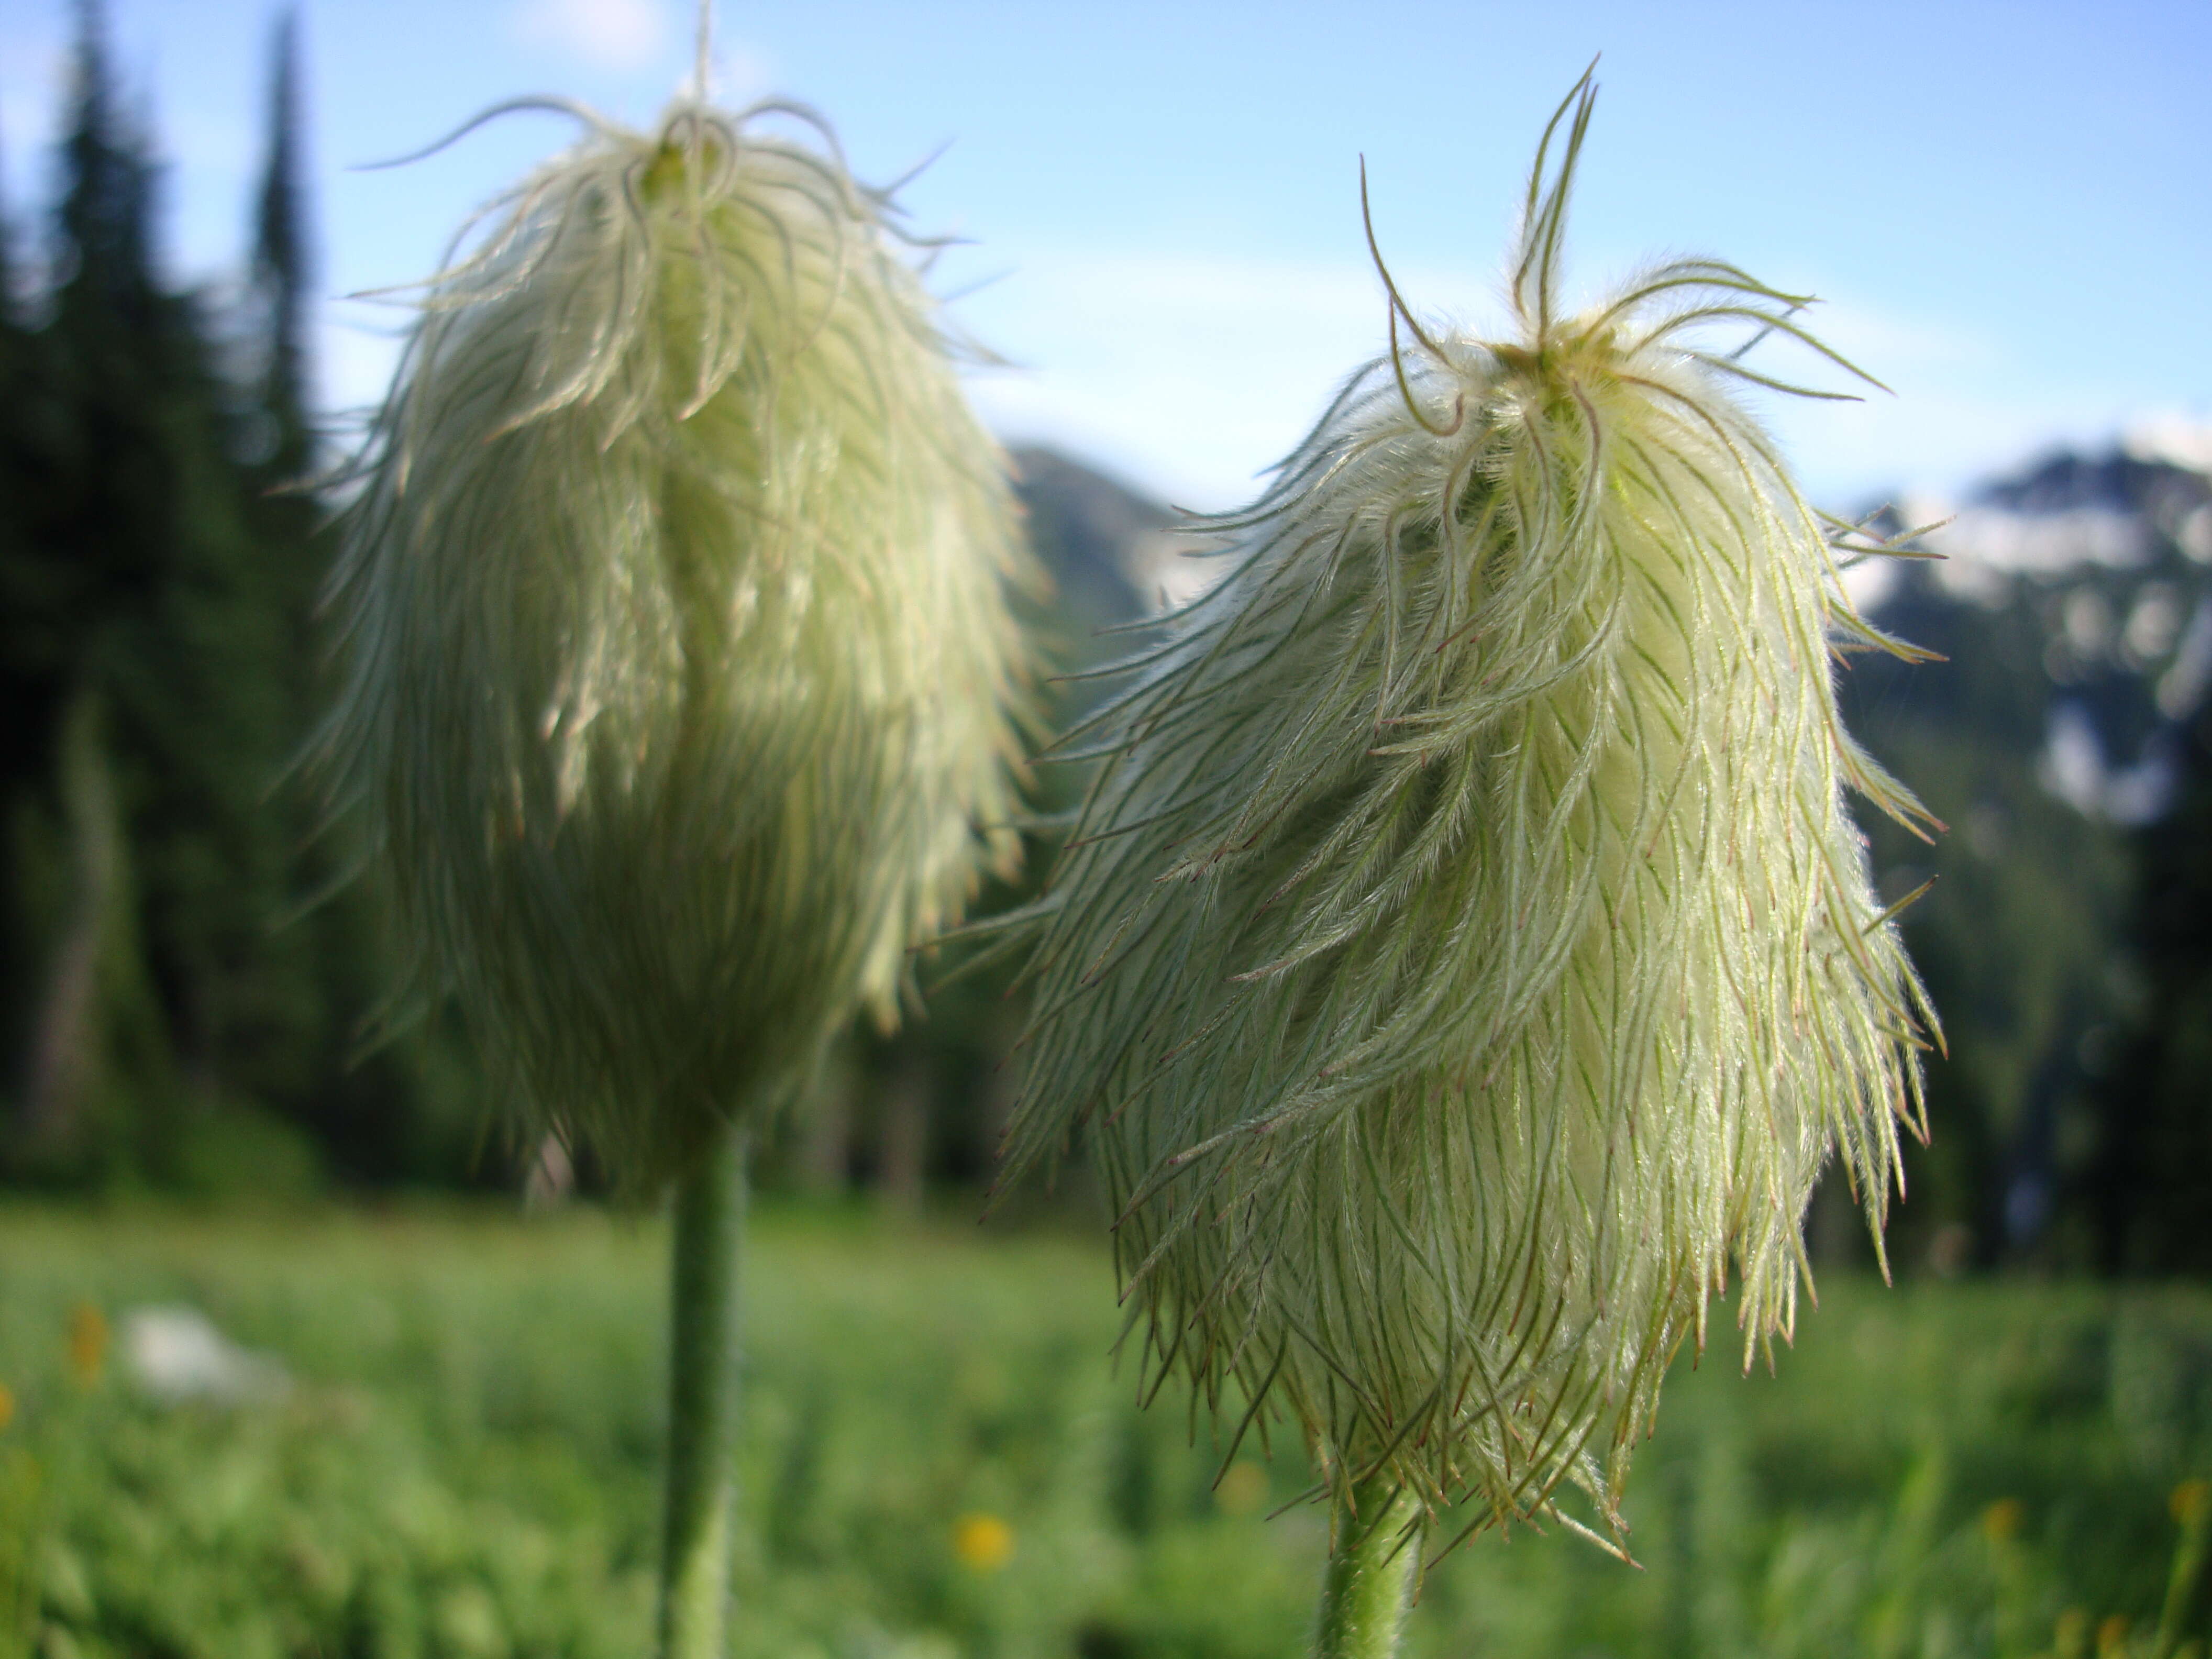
1004,432,2212,1270
1891,440,2212,825
1008,433,2212,814
1845,435,2212,1268
1006,445,1174,636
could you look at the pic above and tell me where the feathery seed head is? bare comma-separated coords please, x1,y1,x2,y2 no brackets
999,75,1937,1551
320,98,1035,1185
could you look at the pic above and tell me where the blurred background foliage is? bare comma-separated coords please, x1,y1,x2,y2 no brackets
0,3,486,1200
0,5,2209,1654
0,3,2208,1277
0,1209,2207,1659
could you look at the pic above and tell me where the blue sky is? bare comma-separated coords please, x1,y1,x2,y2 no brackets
2,0,2206,511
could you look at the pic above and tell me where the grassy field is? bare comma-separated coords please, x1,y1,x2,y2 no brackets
0,1202,2205,1659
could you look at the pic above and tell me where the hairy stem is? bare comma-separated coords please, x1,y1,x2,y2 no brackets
1314,1477,1424,1659
659,1120,749,1659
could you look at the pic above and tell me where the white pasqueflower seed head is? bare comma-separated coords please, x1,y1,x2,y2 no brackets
999,78,1937,1549
319,99,1035,1185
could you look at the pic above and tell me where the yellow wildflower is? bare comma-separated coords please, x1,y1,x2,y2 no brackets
2173,1477,2209,1525
67,1304,106,1387
952,1512,1014,1572
1982,1497,2023,1543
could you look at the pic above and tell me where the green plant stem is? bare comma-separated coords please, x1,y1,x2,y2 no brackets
659,1120,749,1659
2154,1481,2211,1659
1314,1477,1424,1659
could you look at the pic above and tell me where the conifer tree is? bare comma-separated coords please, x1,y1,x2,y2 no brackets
0,108,15,319
239,7,482,1186
0,0,483,1189
2100,694,2212,1271
8,0,302,1176
0,98,47,1076
9,0,169,1159
251,7,311,482
57,0,156,341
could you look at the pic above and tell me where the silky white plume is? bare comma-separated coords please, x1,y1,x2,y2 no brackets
320,99,1034,1182
996,77,1937,1549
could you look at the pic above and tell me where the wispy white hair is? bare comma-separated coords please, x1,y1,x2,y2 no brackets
994,78,1937,1552
319,99,1034,1184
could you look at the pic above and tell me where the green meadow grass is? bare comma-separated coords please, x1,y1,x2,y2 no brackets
0,1203,2203,1659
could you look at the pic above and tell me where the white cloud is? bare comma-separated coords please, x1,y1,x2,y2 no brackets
704,42,777,104
957,247,1439,512
1707,296,2027,507
511,0,671,74
2123,414,2212,477
320,235,2200,568
1934,506,2151,575
952,255,2086,518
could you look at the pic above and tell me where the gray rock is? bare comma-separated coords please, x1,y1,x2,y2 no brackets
120,1305,290,1406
